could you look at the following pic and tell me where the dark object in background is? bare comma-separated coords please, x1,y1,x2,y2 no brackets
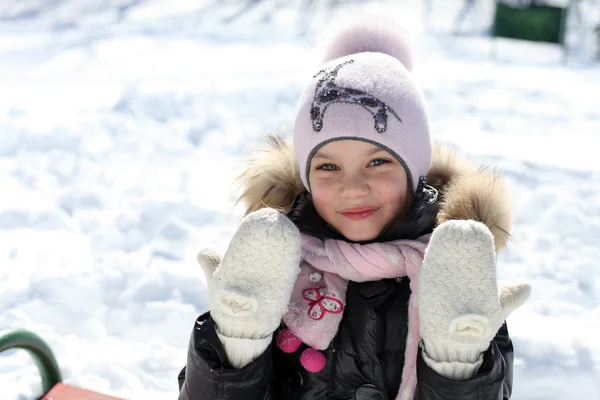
491,0,571,61
492,1,569,45
595,24,600,59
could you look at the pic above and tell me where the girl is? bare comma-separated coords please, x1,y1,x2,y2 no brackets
177,19,530,400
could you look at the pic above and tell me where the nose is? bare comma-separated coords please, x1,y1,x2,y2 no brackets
340,173,369,199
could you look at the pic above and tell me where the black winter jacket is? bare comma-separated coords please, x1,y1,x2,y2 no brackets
177,188,515,400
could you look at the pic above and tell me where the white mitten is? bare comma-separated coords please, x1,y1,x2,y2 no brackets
418,220,531,380
198,208,302,368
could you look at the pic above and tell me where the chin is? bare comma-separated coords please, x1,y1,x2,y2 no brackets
338,226,380,242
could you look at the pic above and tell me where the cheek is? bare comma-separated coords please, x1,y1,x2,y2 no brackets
310,180,337,215
371,175,409,208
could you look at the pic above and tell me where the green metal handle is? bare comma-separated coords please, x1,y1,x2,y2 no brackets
0,328,62,394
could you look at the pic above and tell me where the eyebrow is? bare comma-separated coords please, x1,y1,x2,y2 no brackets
313,147,387,159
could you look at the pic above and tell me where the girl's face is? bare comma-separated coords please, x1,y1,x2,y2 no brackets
308,140,411,242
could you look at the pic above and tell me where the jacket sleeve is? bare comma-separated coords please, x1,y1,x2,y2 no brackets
177,312,274,400
416,323,514,400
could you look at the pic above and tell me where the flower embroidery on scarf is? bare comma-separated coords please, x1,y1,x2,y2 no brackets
309,272,322,282
302,287,343,320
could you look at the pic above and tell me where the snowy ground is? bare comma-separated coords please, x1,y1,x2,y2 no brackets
1,0,599,399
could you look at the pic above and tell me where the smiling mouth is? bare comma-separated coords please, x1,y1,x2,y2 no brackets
339,207,379,221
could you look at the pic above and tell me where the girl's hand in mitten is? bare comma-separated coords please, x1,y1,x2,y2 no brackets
197,208,302,368
418,220,531,380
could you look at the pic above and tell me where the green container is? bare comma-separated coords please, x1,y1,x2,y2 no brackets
492,2,568,45
0,328,62,395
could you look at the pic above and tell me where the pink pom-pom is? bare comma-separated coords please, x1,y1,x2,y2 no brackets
276,328,302,353
300,348,326,372
321,17,414,72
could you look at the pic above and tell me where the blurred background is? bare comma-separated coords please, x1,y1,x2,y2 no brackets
0,0,599,399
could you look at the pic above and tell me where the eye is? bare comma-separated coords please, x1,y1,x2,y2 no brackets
368,158,391,167
316,163,339,171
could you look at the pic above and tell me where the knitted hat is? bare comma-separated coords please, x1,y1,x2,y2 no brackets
293,19,432,194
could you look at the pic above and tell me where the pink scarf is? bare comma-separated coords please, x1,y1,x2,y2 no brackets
279,232,430,400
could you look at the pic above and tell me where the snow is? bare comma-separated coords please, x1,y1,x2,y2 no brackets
1,0,599,399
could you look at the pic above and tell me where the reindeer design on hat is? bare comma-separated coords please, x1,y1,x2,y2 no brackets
310,60,403,133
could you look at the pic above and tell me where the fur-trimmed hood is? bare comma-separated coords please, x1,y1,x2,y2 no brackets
235,134,513,251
